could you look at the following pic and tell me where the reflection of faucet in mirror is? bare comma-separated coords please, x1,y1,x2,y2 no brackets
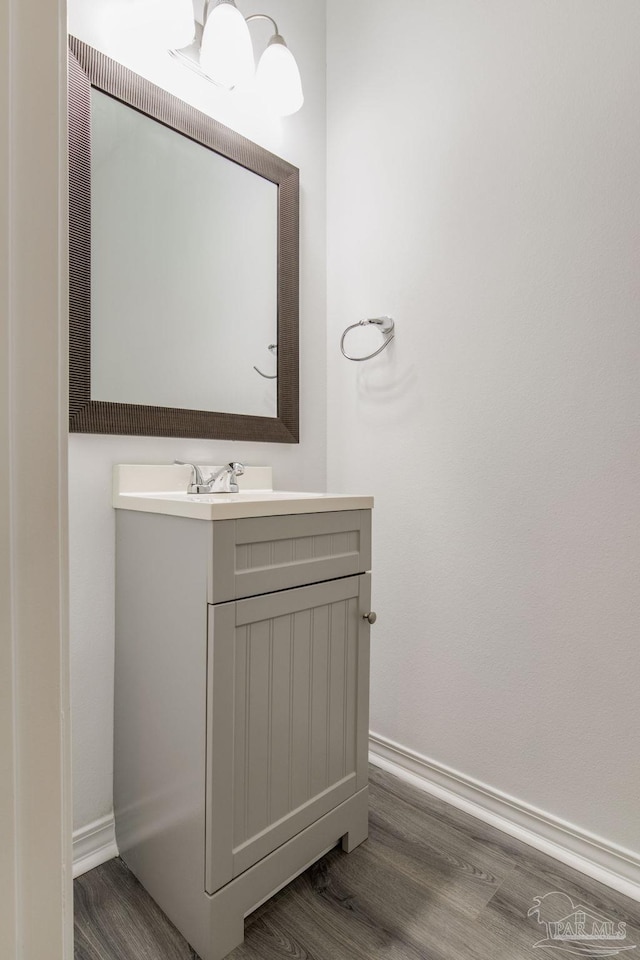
253,343,278,380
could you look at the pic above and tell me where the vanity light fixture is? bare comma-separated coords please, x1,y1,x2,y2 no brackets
252,16,304,117
200,0,254,89
168,0,304,116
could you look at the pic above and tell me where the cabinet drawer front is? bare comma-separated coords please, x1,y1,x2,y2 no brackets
209,509,371,603
205,574,371,894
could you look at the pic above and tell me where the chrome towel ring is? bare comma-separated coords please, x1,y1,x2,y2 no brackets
340,316,395,361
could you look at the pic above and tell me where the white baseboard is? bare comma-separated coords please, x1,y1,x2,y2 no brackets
73,814,118,879
369,732,640,904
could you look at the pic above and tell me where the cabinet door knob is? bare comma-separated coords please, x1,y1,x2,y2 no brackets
363,612,377,625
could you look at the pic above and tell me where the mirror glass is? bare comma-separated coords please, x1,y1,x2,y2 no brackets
90,89,278,418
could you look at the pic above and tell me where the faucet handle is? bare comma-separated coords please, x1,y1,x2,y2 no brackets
174,460,210,494
226,462,244,493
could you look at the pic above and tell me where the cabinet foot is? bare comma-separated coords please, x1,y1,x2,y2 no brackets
340,807,369,853
207,902,245,960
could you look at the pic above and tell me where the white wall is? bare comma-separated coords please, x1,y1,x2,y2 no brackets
327,0,640,854
68,0,326,831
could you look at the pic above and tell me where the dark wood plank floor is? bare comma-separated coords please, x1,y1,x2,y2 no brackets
75,764,640,960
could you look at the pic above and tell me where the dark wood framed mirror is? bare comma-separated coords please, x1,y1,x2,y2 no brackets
68,36,299,441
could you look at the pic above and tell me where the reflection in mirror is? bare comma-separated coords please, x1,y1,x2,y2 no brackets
91,89,278,418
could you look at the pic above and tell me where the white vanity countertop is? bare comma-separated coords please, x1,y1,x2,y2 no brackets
113,465,373,521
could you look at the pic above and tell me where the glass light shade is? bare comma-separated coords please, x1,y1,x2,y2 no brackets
199,1,255,90
135,0,196,50
255,36,304,117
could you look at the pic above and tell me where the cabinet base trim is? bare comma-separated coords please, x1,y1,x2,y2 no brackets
198,786,369,960
369,732,640,903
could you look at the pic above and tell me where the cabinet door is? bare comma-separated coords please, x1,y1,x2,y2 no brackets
205,574,370,894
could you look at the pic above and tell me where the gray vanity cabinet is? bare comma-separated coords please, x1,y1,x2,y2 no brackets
114,507,372,960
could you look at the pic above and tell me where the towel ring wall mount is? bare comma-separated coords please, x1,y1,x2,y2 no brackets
340,316,395,361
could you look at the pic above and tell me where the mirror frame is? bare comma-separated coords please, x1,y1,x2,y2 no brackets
68,36,299,442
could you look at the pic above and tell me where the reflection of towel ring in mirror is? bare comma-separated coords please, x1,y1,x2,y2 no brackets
253,343,277,379
340,317,395,361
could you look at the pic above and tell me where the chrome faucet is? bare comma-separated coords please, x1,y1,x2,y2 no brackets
174,461,209,493
174,460,245,494
207,462,245,493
